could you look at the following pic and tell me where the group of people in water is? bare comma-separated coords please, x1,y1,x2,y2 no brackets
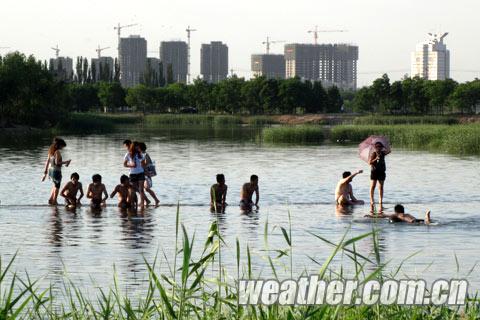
42,138,431,224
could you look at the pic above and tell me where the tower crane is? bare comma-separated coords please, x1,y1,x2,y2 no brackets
51,45,60,58
186,25,197,84
114,23,138,58
262,36,285,54
307,26,347,44
95,45,110,58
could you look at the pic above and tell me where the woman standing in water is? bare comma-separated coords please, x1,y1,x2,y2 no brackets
124,141,147,210
42,138,71,205
369,141,387,206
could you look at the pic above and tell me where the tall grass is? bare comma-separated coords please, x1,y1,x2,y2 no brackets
144,114,243,127
352,115,459,125
247,116,279,126
55,112,143,133
0,207,478,319
262,125,325,144
331,124,480,155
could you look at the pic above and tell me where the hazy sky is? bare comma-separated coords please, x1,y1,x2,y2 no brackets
1,0,478,86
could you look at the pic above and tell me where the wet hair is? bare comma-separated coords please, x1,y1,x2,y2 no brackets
216,174,225,183
48,138,66,156
123,139,132,146
92,174,102,183
250,174,258,182
394,204,405,214
120,174,129,184
342,171,351,179
139,142,147,152
71,172,80,180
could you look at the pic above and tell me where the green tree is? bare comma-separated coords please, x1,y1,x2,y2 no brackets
425,79,457,114
449,80,480,114
352,87,375,113
98,82,126,111
326,86,343,113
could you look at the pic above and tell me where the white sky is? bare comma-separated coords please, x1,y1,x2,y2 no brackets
1,0,479,86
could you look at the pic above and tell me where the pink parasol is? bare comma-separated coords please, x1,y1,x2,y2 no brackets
358,135,391,163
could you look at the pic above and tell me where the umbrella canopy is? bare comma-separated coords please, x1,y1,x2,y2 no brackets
359,135,391,163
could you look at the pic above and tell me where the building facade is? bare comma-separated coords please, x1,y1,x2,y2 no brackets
251,54,285,79
160,41,188,83
91,56,114,82
119,35,147,88
200,41,228,83
284,44,358,90
49,57,73,81
411,33,450,80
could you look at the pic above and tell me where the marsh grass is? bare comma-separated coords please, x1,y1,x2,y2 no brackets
1,205,477,319
144,114,244,127
352,115,459,126
247,116,279,126
262,125,325,144
55,113,143,133
331,124,480,155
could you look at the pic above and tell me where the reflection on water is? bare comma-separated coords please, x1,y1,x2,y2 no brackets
0,128,479,293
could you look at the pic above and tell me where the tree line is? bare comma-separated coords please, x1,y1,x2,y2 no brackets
1,52,479,128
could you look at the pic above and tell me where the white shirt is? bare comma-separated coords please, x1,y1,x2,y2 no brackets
124,152,145,174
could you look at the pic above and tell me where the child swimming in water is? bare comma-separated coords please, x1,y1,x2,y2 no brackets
60,172,84,208
86,174,108,210
365,204,431,224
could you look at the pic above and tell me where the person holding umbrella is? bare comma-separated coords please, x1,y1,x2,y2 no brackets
358,136,391,207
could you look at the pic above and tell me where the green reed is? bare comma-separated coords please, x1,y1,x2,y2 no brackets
262,125,325,144
331,124,480,155
352,115,459,126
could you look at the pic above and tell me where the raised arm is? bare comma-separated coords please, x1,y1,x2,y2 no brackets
340,170,363,185
369,152,379,165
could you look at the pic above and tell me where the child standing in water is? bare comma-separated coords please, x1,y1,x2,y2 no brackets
110,174,136,209
86,174,108,210
211,174,228,213
240,175,259,212
42,138,71,205
60,172,84,208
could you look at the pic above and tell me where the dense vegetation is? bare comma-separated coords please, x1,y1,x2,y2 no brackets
2,52,480,129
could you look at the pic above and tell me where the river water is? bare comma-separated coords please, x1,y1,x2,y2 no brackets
0,127,479,294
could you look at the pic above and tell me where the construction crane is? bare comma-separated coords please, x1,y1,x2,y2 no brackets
51,45,60,58
186,25,197,84
95,45,110,58
307,26,347,45
114,22,138,58
262,36,285,54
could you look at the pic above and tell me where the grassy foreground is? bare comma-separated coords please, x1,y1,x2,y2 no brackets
1,208,479,319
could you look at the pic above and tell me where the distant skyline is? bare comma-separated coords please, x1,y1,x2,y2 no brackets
1,0,479,86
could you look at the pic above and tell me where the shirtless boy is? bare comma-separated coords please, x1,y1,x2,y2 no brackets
110,175,131,209
60,172,84,208
240,175,259,212
335,170,364,206
86,174,108,210
365,204,432,225
210,174,228,213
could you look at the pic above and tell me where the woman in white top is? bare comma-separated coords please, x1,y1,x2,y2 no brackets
123,141,147,210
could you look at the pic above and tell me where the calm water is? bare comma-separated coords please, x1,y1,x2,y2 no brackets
0,127,479,294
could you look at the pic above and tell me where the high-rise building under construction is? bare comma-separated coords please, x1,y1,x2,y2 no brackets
200,41,228,83
284,43,358,90
119,35,147,88
160,41,188,83
251,54,285,79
